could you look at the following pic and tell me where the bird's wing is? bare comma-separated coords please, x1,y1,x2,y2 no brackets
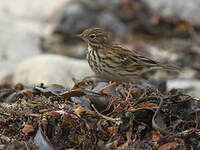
109,44,160,68
105,44,180,76
103,44,164,76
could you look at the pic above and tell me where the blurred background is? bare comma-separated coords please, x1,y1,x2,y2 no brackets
0,0,200,97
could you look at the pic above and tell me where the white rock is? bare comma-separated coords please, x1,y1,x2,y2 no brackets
178,69,197,79
167,79,200,90
0,0,69,80
13,54,94,88
0,17,41,79
167,79,200,97
0,0,68,21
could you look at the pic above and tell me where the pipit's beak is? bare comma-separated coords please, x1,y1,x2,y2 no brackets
75,33,84,39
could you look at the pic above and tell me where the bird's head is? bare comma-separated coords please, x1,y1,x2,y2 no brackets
76,28,110,47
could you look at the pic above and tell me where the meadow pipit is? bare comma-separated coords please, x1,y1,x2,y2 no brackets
76,28,180,93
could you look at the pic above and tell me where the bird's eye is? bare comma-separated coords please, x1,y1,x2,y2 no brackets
89,34,96,39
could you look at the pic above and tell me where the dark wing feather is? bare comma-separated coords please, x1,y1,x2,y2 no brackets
110,44,160,68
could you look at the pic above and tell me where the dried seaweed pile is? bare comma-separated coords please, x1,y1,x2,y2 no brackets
0,80,200,150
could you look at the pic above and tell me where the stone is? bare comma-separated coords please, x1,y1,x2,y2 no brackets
167,79,200,90
0,0,68,81
144,0,200,24
13,54,94,88
53,0,127,40
0,17,41,80
0,0,66,21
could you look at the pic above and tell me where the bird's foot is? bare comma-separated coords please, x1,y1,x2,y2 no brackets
125,85,134,101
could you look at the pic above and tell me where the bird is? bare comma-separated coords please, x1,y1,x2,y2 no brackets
76,28,180,93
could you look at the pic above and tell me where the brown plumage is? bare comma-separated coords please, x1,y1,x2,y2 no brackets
77,28,180,82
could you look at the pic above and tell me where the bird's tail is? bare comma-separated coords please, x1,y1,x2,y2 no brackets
149,64,182,72
159,64,182,72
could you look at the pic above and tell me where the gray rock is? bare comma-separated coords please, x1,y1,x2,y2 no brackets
0,17,41,79
53,0,127,40
144,0,200,23
13,54,94,88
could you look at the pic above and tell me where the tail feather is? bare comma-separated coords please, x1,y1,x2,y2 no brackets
149,64,182,72
159,64,182,72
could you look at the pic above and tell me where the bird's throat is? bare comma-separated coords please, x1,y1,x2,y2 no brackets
87,43,103,52
87,44,94,52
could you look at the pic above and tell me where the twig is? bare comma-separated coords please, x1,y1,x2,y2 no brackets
91,104,122,125
101,95,115,113
133,96,159,106
152,97,169,134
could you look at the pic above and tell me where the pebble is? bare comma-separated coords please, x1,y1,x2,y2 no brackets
13,54,94,88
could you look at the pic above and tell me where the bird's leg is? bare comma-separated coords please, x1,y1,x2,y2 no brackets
125,84,133,101
97,81,119,94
